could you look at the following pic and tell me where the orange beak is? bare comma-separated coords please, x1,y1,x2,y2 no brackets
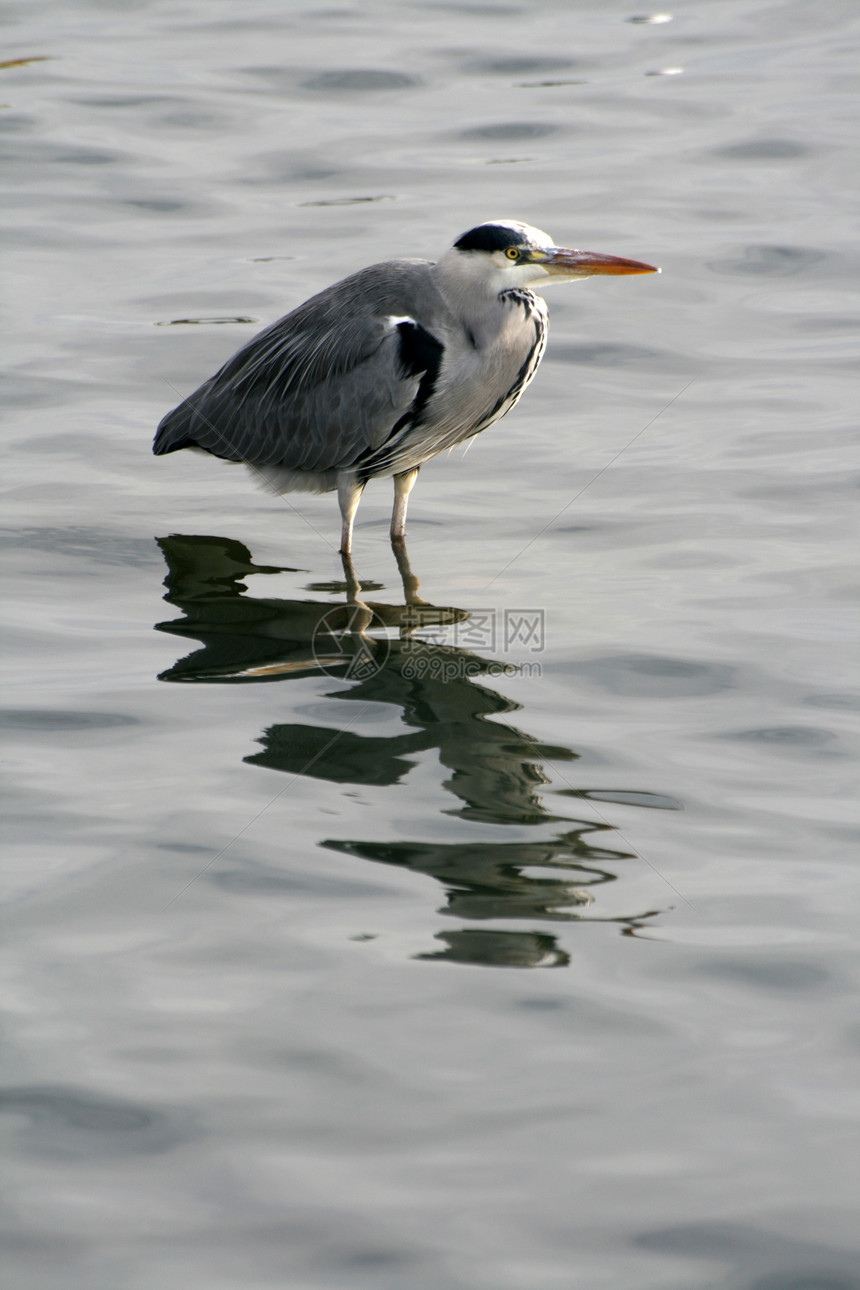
542,248,659,278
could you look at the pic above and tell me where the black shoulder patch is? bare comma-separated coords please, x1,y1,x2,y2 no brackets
396,319,444,380
454,223,529,253
352,320,444,474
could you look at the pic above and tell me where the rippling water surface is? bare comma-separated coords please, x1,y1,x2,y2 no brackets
3,1,859,1286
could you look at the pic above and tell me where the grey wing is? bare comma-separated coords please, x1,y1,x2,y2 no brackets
153,262,444,474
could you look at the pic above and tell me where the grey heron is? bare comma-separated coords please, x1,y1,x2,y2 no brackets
154,220,657,553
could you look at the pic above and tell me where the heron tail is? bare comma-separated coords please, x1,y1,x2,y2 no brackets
153,401,196,455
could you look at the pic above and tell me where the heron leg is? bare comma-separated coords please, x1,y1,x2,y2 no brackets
391,467,419,544
340,551,374,635
337,474,365,555
391,534,428,607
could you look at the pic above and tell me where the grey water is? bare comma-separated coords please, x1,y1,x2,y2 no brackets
2,1,859,1287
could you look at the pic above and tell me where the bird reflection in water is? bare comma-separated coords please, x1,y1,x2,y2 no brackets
155,535,669,967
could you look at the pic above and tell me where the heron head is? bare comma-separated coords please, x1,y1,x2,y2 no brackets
448,220,659,290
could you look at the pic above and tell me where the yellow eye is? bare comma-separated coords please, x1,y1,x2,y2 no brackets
505,247,520,261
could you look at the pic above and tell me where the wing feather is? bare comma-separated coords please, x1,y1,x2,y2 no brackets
153,261,450,474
